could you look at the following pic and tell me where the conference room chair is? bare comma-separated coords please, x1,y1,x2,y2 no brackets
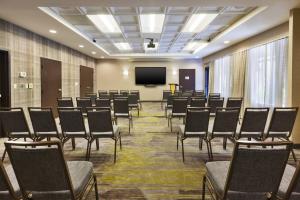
113,98,133,133
265,107,299,161
98,90,108,97
278,161,300,200
58,107,91,153
109,90,118,99
162,90,172,109
0,160,21,200
182,91,193,97
85,93,97,105
0,108,33,161
164,94,179,118
57,97,74,107
174,91,182,96
86,108,121,162
194,90,204,96
128,93,140,116
208,93,220,98
226,97,243,108
76,97,92,114
203,140,292,200
95,97,111,109
208,107,240,158
207,97,224,116
130,90,142,109
189,97,206,108
120,90,129,97
28,107,61,141
168,97,188,132
177,107,211,162
5,140,99,200
236,107,269,141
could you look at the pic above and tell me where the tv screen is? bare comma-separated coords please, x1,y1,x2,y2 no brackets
135,67,166,85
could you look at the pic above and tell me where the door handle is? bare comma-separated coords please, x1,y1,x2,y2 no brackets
58,89,62,92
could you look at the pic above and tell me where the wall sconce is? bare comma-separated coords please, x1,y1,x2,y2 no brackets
123,69,129,76
172,69,177,75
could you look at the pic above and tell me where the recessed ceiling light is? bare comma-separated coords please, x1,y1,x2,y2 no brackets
224,40,230,44
140,14,165,33
87,14,122,33
182,14,218,33
49,29,57,34
183,41,208,54
91,51,96,55
114,43,132,51
79,45,84,48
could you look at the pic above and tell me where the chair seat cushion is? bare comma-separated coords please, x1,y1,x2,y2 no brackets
179,125,206,137
278,164,300,199
209,131,234,138
91,125,119,138
64,131,87,138
67,161,93,196
0,165,21,199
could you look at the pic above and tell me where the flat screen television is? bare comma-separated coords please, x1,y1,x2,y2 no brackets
135,67,166,85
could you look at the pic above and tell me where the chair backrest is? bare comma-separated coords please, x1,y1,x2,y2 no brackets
223,141,292,199
130,90,140,100
182,92,193,97
98,94,110,99
98,90,107,96
0,108,30,138
87,108,113,135
239,107,269,138
209,93,220,98
120,90,129,96
85,93,97,105
208,98,224,113
190,97,206,107
28,107,59,138
226,97,243,108
57,97,73,107
114,98,129,114
166,95,174,106
76,98,92,113
0,161,19,200
283,161,300,200
95,98,111,108
5,141,76,199
266,107,298,138
162,90,171,100
113,94,124,99
58,107,87,136
184,107,210,135
211,108,240,138
128,94,138,105
172,98,188,114
194,90,204,96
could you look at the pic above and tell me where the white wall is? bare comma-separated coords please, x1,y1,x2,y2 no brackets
96,59,204,101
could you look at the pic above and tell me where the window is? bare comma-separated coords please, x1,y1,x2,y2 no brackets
214,56,231,97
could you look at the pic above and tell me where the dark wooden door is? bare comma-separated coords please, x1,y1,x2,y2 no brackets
80,66,94,97
179,69,195,91
0,50,10,137
41,58,62,116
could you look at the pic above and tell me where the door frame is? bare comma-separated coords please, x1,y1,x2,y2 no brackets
179,68,196,91
80,65,94,97
0,49,11,107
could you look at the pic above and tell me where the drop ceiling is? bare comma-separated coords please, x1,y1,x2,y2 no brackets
0,0,299,59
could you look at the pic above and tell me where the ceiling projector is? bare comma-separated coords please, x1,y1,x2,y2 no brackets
146,38,156,48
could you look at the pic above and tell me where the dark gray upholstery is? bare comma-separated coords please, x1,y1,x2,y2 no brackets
0,162,20,200
109,90,118,99
95,98,111,108
76,98,92,113
194,90,204,96
120,90,129,96
98,90,108,97
57,98,74,107
278,163,300,200
207,98,224,114
189,97,206,107
208,93,220,98
226,97,243,108
168,98,188,132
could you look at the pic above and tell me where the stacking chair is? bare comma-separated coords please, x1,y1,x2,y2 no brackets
28,107,61,141
168,97,188,132
226,97,243,108
189,97,206,108
278,161,300,200
207,97,224,116
161,90,171,109
57,97,74,107
58,107,90,153
86,108,121,162
265,107,298,161
113,98,133,133
208,108,240,157
0,160,21,200
0,108,33,161
165,95,174,118
85,93,97,105
182,91,193,97
237,107,269,140
120,90,129,97
130,90,141,109
203,141,292,200
5,141,99,200
98,90,108,97
109,90,118,99
194,90,204,96
128,93,140,116
177,107,211,162
208,93,220,98
76,97,92,114
95,97,111,109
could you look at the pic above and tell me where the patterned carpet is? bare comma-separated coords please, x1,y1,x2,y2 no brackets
1,102,298,200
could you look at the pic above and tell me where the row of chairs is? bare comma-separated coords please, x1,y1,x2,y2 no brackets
98,89,140,99
0,107,122,162
58,96,140,116
0,140,99,200
176,107,298,162
203,140,300,200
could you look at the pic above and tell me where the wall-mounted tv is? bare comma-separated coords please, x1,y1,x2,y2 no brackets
135,67,166,85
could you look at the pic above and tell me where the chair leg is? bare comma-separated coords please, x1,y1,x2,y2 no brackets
114,139,117,163
177,133,179,150
119,135,122,150
94,175,99,200
181,139,185,162
223,137,227,150
128,118,131,134
85,139,90,161
205,140,211,160
292,149,297,162
137,108,140,117
170,118,173,132
199,138,203,150
202,176,206,200
1,149,7,162
96,139,99,150
71,138,76,150
208,140,213,160
87,139,93,161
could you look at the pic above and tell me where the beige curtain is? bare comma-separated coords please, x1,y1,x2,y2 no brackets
208,61,214,93
230,50,247,98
